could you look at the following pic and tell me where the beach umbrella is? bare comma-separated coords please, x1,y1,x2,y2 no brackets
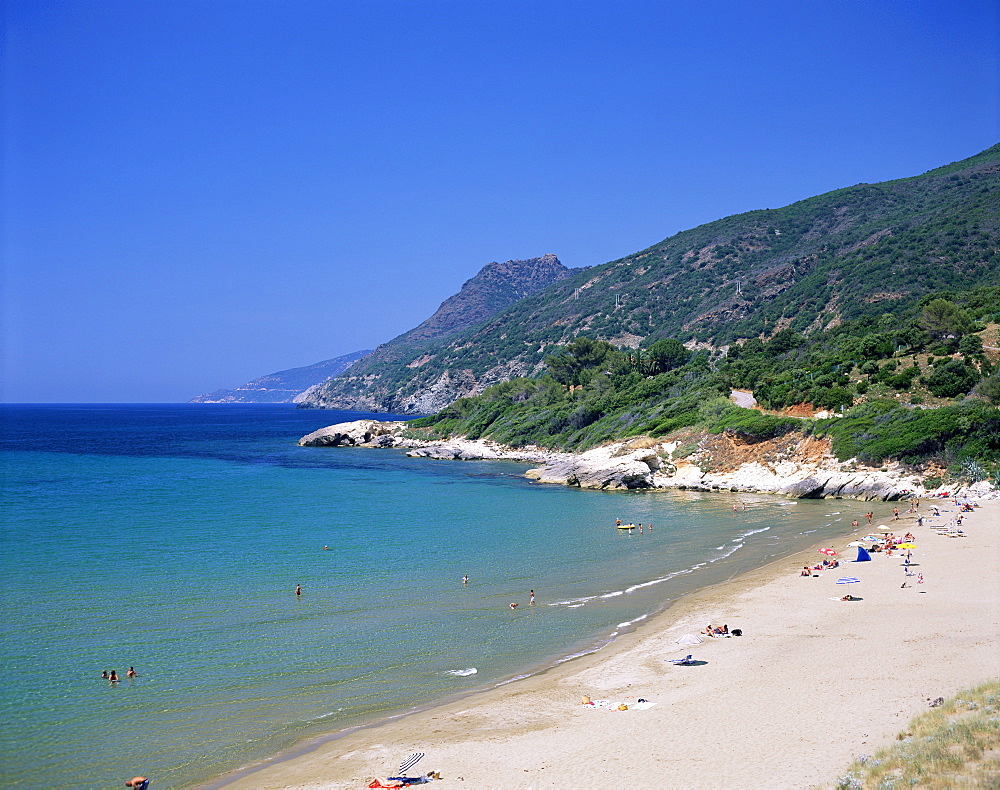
819,548,837,556
676,633,702,645
836,576,861,585
847,541,866,547
877,525,895,532
898,543,918,549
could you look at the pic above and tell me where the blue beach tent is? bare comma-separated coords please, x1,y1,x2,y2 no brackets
854,546,872,562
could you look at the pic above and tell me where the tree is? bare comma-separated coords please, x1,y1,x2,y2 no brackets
646,338,690,373
958,334,984,359
766,328,804,355
919,299,975,341
545,337,615,386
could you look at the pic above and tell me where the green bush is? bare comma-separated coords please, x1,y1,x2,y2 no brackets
926,359,979,397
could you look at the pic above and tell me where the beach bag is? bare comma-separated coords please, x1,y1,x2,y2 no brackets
731,628,743,636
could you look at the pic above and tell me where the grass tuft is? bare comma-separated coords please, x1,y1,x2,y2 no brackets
820,680,1000,789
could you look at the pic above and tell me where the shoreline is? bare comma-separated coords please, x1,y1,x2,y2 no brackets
203,497,862,788
210,497,1000,789
298,419,1000,501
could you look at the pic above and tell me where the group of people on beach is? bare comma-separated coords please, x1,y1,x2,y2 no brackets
101,667,137,683
800,556,840,576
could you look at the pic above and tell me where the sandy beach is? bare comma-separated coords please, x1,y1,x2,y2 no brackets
215,499,1000,790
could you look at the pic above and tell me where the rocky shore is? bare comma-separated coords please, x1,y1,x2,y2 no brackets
298,419,997,501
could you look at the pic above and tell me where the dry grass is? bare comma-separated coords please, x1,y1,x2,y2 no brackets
819,680,1000,789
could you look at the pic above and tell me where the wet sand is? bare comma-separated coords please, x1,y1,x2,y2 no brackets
214,499,999,790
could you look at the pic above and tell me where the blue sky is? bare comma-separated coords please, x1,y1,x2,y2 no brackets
3,0,998,402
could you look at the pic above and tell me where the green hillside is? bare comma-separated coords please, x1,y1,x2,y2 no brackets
407,285,1000,480
303,144,1000,414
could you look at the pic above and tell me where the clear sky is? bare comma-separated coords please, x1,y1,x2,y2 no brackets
3,0,998,402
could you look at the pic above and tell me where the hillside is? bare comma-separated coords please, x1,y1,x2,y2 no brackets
299,254,575,411
189,349,372,403
299,144,1000,415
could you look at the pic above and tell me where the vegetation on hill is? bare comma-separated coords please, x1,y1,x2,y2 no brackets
409,287,1000,483
303,144,1000,414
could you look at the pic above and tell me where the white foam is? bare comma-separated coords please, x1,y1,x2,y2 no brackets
621,614,648,627
600,590,623,599
712,543,743,561
446,668,477,677
738,526,771,538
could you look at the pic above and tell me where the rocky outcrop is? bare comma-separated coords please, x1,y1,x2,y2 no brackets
523,444,664,490
297,421,998,500
298,420,418,449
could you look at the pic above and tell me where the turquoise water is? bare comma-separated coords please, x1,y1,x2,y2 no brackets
0,404,861,788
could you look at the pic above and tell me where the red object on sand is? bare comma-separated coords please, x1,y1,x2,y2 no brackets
819,548,837,556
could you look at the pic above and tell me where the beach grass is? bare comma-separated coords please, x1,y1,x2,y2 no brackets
822,679,1000,790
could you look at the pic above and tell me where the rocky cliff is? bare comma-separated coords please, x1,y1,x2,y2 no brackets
190,349,372,403
297,418,997,501
297,254,576,412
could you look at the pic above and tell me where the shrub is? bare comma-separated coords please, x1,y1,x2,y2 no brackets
926,359,979,397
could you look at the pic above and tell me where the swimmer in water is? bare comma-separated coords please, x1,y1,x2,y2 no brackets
295,584,301,596
509,602,518,610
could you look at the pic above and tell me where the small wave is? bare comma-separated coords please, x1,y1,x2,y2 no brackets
548,594,600,607
305,708,343,722
624,569,688,595
738,526,771,538
711,542,744,561
600,590,623,599
715,544,726,550
446,668,477,677
616,613,648,629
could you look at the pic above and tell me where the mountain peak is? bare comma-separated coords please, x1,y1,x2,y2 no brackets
400,254,572,343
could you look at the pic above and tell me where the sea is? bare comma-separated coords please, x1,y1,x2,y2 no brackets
0,404,863,788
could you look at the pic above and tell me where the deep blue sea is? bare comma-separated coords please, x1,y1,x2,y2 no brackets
0,404,862,788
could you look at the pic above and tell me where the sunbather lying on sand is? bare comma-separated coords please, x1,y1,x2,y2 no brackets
369,771,441,787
